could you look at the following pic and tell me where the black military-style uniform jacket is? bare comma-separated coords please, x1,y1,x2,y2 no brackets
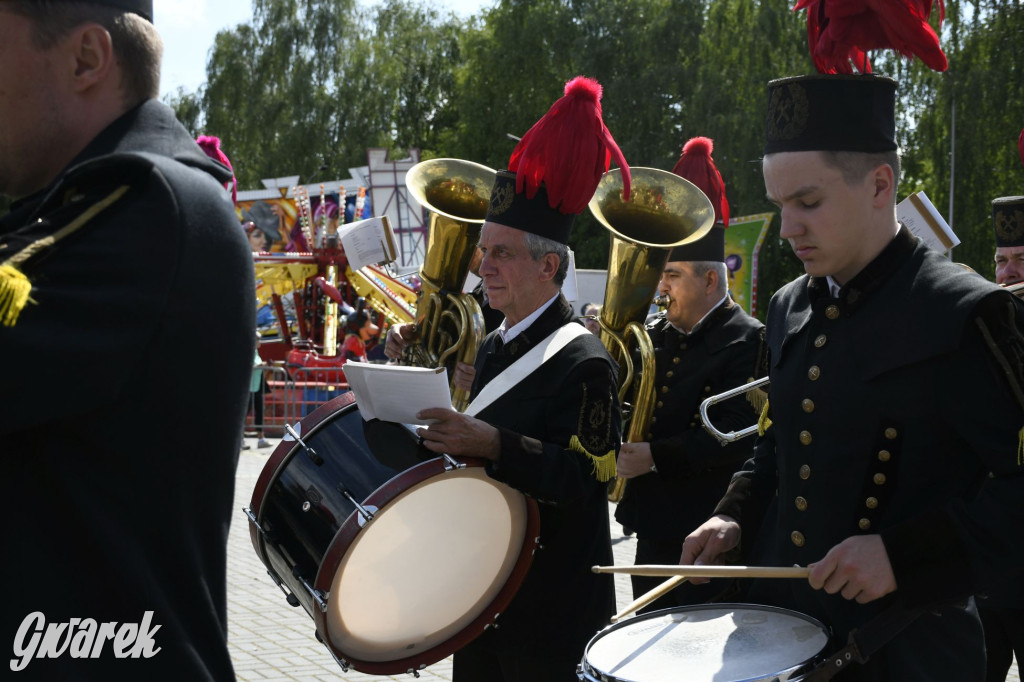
0,101,255,680
615,300,764,543
461,294,620,662
715,227,1024,680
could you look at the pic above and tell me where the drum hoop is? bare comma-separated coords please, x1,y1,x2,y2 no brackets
581,603,831,682
247,392,358,579
312,457,540,675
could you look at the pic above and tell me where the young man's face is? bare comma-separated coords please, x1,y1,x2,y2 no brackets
764,151,882,286
0,10,70,198
995,246,1024,286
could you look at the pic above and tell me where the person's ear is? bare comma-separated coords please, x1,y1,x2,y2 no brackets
871,163,895,209
69,24,115,93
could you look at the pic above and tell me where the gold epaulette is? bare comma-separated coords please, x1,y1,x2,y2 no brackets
0,185,129,327
568,434,617,483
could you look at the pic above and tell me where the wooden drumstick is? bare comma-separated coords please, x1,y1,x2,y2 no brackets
610,575,688,623
592,564,810,579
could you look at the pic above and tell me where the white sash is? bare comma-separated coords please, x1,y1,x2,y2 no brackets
464,323,590,417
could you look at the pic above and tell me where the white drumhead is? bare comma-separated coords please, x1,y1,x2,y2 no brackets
326,466,527,661
583,605,829,682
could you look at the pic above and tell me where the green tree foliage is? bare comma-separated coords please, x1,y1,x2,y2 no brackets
170,0,1024,309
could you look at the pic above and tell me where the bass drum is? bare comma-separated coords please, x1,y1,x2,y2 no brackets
247,392,540,675
578,604,830,682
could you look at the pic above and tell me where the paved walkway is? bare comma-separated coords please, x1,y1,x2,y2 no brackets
228,437,1019,681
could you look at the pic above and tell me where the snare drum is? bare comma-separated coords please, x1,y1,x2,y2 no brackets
247,392,540,675
578,604,830,682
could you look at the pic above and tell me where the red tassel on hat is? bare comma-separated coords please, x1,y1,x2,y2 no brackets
672,137,730,227
196,134,238,205
795,0,947,74
508,76,631,215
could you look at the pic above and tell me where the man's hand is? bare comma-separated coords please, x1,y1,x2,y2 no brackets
808,535,897,604
384,323,416,360
416,408,501,461
679,515,741,584
617,442,655,479
452,361,476,394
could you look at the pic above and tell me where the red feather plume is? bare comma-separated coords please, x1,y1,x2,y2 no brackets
1019,127,1024,168
508,76,631,215
671,137,730,227
794,0,947,74
196,134,237,205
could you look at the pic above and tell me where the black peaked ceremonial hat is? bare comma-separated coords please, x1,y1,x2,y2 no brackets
764,75,897,155
485,76,631,245
83,0,153,22
668,225,725,263
669,136,728,262
994,197,1024,248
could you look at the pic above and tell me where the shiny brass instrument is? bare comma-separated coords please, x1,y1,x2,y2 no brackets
589,167,716,501
1003,281,1024,299
403,158,495,411
699,377,770,443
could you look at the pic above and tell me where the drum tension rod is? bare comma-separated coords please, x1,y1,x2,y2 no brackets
292,566,328,613
441,453,465,470
285,423,324,465
336,483,376,524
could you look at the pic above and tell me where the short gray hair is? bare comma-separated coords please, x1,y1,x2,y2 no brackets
690,261,728,297
523,232,570,286
4,1,163,106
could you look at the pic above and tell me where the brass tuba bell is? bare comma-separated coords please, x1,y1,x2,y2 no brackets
404,158,496,411
589,167,715,501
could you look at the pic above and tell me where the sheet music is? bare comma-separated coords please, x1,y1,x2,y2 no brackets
342,362,452,424
339,216,399,270
897,191,960,254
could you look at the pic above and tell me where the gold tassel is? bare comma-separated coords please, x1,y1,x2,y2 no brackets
746,383,768,415
569,435,617,482
757,399,772,437
0,264,33,327
1018,426,1023,467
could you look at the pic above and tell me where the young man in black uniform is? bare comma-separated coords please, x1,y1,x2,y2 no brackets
615,138,764,611
681,75,1024,680
979,194,1024,681
387,77,625,681
0,2,254,679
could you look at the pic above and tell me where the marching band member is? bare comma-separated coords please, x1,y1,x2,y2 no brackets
0,1,253,678
994,195,1024,286
614,137,765,612
387,76,626,681
681,74,1024,680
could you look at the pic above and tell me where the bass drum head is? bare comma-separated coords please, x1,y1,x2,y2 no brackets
315,459,539,674
580,604,830,682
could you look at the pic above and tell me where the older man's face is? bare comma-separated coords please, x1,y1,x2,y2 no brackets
477,222,553,327
995,246,1024,286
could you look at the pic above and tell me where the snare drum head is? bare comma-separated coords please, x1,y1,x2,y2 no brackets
581,604,829,682
316,463,537,672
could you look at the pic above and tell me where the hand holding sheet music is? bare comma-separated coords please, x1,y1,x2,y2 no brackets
342,362,452,424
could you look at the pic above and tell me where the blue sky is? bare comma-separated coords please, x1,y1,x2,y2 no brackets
155,0,492,99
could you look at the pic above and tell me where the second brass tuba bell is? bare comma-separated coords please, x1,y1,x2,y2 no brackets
403,158,496,411
589,167,715,501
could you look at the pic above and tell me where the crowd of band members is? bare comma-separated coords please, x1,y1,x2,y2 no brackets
3,1,1023,680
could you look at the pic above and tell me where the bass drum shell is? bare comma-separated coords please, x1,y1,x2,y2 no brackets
578,603,830,682
249,392,540,674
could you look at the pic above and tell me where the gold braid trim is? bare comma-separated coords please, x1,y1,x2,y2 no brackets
746,382,768,415
568,434,617,483
0,185,129,327
757,398,772,437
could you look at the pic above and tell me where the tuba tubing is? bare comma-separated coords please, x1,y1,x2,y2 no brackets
403,158,495,411
588,167,715,501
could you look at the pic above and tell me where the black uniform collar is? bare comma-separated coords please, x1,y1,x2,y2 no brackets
807,226,917,313
492,293,575,359
652,299,749,352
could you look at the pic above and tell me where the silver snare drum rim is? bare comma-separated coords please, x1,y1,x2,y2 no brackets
578,603,831,682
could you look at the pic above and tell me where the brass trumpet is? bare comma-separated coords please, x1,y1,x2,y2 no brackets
588,167,715,501
403,158,495,411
